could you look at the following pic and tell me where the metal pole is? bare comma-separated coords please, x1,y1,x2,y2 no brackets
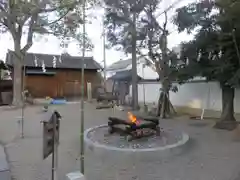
54,114,59,180
80,0,86,174
54,143,58,180
52,114,56,180
21,61,25,138
102,18,107,89
131,12,138,110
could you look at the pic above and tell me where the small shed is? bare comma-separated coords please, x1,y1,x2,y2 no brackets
6,51,102,98
106,69,142,94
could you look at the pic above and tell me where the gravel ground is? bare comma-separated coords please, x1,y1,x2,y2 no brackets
86,126,183,149
0,103,240,180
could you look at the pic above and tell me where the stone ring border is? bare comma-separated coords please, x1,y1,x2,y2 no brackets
84,124,190,153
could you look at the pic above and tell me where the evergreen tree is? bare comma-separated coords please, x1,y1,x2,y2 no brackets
173,0,240,130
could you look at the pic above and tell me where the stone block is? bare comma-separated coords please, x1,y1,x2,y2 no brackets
0,170,11,180
66,171,85,180
0,146,9,172
0,146,10,180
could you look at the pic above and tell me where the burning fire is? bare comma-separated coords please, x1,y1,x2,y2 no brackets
127,112,139,125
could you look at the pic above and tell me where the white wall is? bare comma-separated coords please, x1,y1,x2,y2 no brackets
130,81,240,113
137,64,158,79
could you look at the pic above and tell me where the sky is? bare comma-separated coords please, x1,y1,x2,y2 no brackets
0,0,196,67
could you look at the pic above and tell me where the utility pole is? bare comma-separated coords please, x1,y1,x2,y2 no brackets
131,12,138,110
102,18,107,89
80,0,86,174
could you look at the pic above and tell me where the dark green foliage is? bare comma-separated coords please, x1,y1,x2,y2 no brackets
0,60,7,70
174,0,240,125
174,0,240,87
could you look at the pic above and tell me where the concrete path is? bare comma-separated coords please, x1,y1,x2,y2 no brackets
0,103,120,180
0,103,240,180
0,145,10,180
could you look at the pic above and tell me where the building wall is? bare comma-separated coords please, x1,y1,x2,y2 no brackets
130,81,240,114
25,69,100,98
25,75,57,97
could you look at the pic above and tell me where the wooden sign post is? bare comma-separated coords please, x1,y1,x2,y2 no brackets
42,111,61,180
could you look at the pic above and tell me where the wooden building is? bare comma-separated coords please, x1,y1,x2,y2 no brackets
6,51,102,98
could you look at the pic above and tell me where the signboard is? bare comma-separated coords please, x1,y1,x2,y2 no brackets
43,111,61,159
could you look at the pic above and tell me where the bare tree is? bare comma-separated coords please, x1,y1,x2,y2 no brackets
139,7,178,118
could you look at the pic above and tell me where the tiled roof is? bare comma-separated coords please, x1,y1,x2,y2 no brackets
106,59,132,71
108,69,142,81
6,50,102,70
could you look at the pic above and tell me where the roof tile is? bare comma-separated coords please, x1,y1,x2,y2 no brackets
6,51,102,70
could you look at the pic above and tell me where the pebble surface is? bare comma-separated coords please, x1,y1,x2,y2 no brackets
87,126,183,149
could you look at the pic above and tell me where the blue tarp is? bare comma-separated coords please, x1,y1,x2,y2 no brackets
50,99,66,105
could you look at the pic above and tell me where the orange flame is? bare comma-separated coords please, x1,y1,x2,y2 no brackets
128,112,139,124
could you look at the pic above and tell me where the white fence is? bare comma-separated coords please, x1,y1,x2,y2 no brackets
130,81,240,113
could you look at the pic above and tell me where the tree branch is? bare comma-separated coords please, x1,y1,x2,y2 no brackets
0,3,8,19
39,8,75,27
0,3,13,29
144,8,164,32
136,48,157,73
163,11,167,30
46,10,71,26
21,14,38,53
37,1,79,14
21,1,74,52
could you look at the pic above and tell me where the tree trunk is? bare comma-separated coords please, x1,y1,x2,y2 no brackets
12,43,23,107
131,12,138,110
221,85,235,121
161,92,168,118
214,85,237,130
157,91,163,117
157,89,176,118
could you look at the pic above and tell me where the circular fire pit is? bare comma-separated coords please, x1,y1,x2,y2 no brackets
84,124,190,158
